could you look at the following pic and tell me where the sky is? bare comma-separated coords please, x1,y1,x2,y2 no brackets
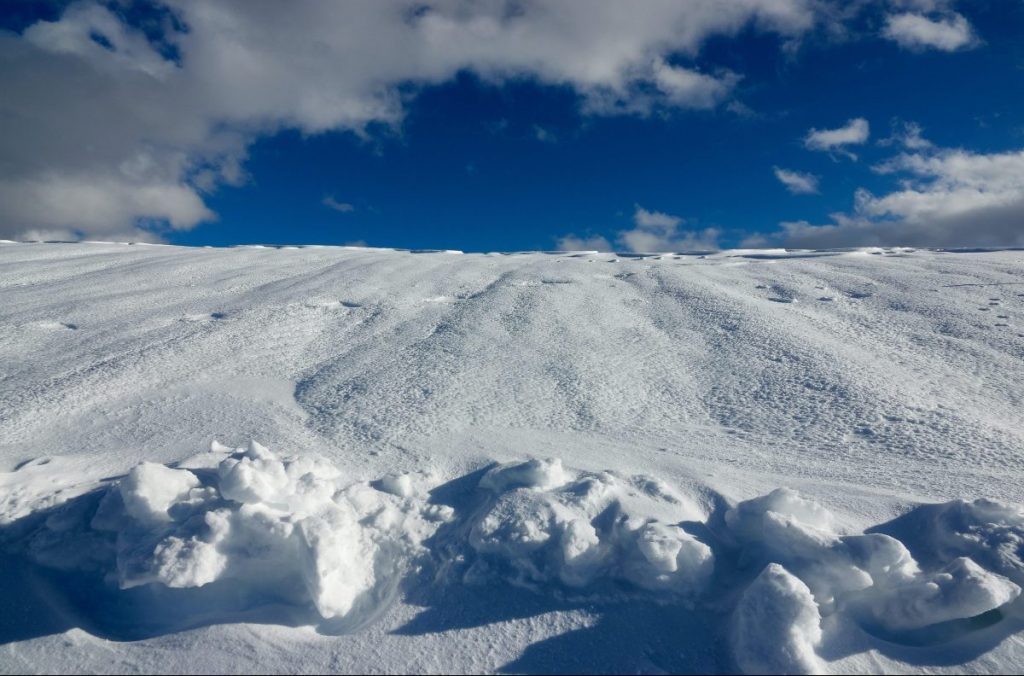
1,0,1023,252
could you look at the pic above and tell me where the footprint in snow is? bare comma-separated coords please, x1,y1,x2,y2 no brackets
34,320,78,330
13,457,52,470
183,312,226,322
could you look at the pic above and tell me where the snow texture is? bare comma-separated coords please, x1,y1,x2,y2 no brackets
3,242,1024,674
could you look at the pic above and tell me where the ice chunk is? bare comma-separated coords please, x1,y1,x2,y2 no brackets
732,563,826,675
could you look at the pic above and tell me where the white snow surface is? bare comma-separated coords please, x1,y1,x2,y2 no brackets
2,242,1024,673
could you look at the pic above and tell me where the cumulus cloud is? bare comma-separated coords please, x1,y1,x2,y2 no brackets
776,146,1024,248
773,167,819,194
883,11,977,52
803,118,870,159
0,0,821,241
557,205,719,252
322,196,355,213
555,234,613,252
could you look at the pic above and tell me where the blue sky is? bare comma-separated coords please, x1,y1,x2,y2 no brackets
2,1,1023,251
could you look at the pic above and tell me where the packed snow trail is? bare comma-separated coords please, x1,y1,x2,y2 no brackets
2,241,1024,673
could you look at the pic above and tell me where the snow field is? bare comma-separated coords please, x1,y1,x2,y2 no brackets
3,242,1024,673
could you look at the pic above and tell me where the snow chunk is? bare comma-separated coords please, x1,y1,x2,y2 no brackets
15,442,449,624
732,563,825,675
468,460,712,596
861,557,1020,631
726,489,1023,636
725,487,838,555
119,462,201,525
880,498,1024,587
478,457,571,493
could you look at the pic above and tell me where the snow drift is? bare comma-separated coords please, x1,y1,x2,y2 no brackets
5,445,1024,674
4,441,449,630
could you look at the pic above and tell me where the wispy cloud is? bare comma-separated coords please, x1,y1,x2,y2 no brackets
879,120,933,150
804,118,870,160
533,126,557,143
773,167,819,194
322,196,355,213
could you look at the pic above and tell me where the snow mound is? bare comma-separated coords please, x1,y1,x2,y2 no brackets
732,562,825,675
725,488,1021,642
5,448,1024,672
11,442,450,625
465,458,714,595
875,498,1024,587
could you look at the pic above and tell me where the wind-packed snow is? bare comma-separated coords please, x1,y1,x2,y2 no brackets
2,242,1024,674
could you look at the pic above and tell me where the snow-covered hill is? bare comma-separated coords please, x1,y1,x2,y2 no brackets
2,241,1024,674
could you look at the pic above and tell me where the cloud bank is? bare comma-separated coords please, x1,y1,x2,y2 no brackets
776,145,1024,248
0,0,821,241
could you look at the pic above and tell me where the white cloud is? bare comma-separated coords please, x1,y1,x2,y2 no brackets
650,59,738,110
803,118,870,159
555,234,613,252
773,167,819,194
0,173,214,241
323,196,355,213
0,0,822,241
879,120,933,150
883,12,977,52
777,146,1024,248
556,204,720,252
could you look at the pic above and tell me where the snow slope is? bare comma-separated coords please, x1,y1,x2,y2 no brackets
1,241,1024,674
